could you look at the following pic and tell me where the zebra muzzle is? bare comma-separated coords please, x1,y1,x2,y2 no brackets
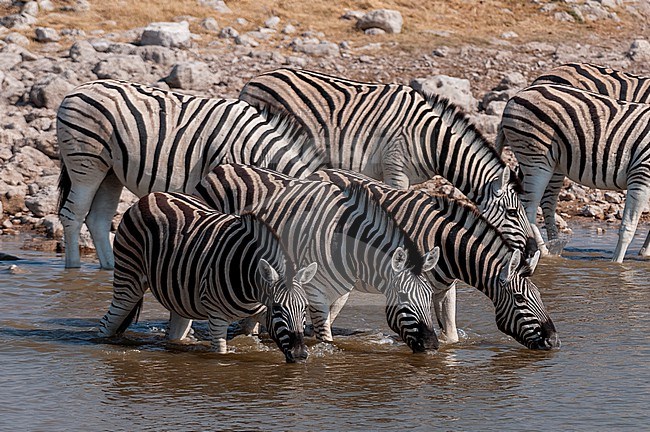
284,332,308,363
408,323,439,353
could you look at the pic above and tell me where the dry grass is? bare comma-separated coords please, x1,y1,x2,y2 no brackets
6,0,642,51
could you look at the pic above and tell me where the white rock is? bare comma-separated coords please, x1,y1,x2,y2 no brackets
364,28,386,36
293,40,340,57
282,24,296,35
29,74,75,109
40,214,63,238
0,13,38,30
25,185,58,217
410,75,478,113
628,39,650,62
165,61,216,90
264,16,280,29
140,21,192,49
341,10,365,21
200,17,220,32
22,1,39,17
69,40,96,62
38,0,55,12
92,55,148,80
35,27,60,43
235,34,259,47
198,0,232,13
356,9,403,34
4,32,30,47
138,45,180,66
219,26,239,39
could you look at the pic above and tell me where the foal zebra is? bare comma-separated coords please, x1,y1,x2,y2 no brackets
533,62,650,102
497,83,650,262
98,192,318,363
239,68,537,260
193,163,441,352
57,79,324,269
311,169,557,350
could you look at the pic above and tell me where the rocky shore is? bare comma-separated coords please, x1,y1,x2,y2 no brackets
1,0,650,253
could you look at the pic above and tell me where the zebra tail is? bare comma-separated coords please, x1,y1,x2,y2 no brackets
57,162,71,214
115,297,144,335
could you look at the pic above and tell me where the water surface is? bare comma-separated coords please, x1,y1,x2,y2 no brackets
1,224,649,431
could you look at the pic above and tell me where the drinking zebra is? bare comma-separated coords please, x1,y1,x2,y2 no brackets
98,192,318,363
193,163,441,352
525,63,650,256
532,62,650,102
497,83,650,262
57,79,324,269
310,169,557,350
239,68,537,260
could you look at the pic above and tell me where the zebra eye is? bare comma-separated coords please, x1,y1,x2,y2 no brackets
514,293,526,304
506,208,518,217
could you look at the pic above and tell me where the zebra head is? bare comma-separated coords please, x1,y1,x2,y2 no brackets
259,259,317,363
493,249,560,350
480,167,539,272
385,246,440,353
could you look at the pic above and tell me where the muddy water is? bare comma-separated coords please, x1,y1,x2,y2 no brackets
1,225,649,431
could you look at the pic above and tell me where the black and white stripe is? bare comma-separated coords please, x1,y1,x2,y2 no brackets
98,192,318,363
194,163,440,353
497,83,650,262
311,169,557,350
57,79,324,269
240,68,536,259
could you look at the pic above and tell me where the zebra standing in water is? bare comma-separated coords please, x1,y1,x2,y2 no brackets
497,83,650,262
517,63,650,256
239,68,537,260
98,192,318,363
57,79,324,269
311,169,557,350
193,163,441,352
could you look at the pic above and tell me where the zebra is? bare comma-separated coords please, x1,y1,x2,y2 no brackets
239,68,538,261
98,192,318,363
527,63,650,255
193,163,441,352
57,79,324,270
310,169,557,350
532,62,650,102
497,83,650,262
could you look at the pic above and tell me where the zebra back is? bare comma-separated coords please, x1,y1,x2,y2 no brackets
532,62,650,103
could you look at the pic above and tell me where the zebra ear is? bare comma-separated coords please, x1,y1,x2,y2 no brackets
522,250,540,276
391,247,408,272
493,168,510,196
295,262,318,285
500,249,522,283
259,259,280,284
421,246,440,273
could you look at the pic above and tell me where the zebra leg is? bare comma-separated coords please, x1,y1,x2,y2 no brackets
639,231,650,257
208,316,230,354
612,185,650,263
520,166,554,256
98,272,147,337
85,170,123,270
60,168,111,268
167,311,194,341
540,172,565,242
433,280,458,344
308,303,334,343
328,292,350,323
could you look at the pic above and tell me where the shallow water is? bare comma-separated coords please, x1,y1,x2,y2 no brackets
1,224,649,431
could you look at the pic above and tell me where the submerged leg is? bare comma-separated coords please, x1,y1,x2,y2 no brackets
167,312,194,341
520,165,554,256
540,172,565,242
208,316,230,354
612,184,650,263
99,267,147,336
433,280,458,344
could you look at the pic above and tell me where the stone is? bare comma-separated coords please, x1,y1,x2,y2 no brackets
410,75,478,113
0,180,27,215
10,146,57,179
40,214,63,238
356,9,403,34
554,11,576,22
484,100,507,116
165,61,216,90
29,75,75,109
365,28,386,36
138,45,180,66
0,199,3,215
61,0,90,12
264,16,280,29
579,204,605,219
0,51,24,70
92,55,148,80
292,40,340,57
140,21,192,49
0,13,38,30
235,34,259,47
0,72,26,104
341,10,365,21
198,0,232,13
24,185,58,217
69,40,97,62
219,26,239,39
38,0,55,12
494,72,527,90
200,17,220,32
88,38,110,52
604,191,623,204
628,39,650,62
4,32,30,47
282,24,296,35
35,27,60,42
468,113,500,137
500,31,518,39
22,1,39,17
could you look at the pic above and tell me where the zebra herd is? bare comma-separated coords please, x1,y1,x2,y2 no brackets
57,62,648,362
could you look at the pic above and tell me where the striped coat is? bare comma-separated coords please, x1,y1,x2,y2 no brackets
57,79,324,269
99,192,318,363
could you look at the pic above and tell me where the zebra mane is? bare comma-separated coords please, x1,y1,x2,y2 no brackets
342,182,428,275
422,92,523,193
238,212,295,280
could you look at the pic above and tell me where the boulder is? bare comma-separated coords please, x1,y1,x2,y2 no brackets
35,27,60,43
356,9,403,34
0,13,38,30
494,72,527,90
140,21,192,49
138,45,180,66
0,72,26,104
40,214,63,238
165,61,216,90
9,146,58,179
25,185,58,217
219,26,239,39
628,39,650,62
0,180,27,215
410,75,478,113
292,40,340,57
198,0,232,13
200,17,220,32
29,75,75,110
264,16,280,29
4,32,30,47
92,55,148,80
22,1,39,17
69,40,97,62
